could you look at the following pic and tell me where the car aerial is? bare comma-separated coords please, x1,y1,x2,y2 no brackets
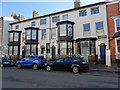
16,56,46,70
0,58,15,67
45,57,89,74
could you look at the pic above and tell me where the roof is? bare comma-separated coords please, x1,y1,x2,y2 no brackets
10,1,108,25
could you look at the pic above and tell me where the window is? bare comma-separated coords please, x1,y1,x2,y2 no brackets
62,15,68,21
96,21,104,30
52,16,60,23
15,25,19,29
26,45,30,55
31,21,35,26
40,19,46,25
31,44,36,55
41,29,46,40
14,33,19,41
46,43,50,54
60,24,66,36
9,46,12,55
32,30,36,40
13,46,18,55
10,33,13,42
91,7,99,15
79,10,87,16
116,19,120,31
26,30,31,40
117,40,120,52
51,28,56,39
60,42,66,55
83,23,90,32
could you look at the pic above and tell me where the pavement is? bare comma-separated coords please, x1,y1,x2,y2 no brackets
89,63,120,73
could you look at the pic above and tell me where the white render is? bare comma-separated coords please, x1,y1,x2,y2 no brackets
10,2,109,59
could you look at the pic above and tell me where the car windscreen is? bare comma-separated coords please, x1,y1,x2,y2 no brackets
73,57,86,62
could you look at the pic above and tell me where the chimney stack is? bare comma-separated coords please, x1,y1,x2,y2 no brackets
33,10,39,18
11,12,19,20
18,15,25,21
74,0,81,8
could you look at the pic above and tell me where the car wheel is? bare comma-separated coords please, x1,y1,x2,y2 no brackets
46,66,51,71
17,64,22,69
72,66,79,74
33,64,38,70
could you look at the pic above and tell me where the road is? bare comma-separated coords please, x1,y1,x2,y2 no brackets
2,67,119,88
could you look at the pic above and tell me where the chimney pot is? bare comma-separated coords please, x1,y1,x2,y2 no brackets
74,0,81,8
33,10,39,18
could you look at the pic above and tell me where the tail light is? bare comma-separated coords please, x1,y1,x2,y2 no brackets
38,60,41,62
81,62,87,64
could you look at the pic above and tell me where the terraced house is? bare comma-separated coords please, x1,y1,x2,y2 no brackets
8,0,119,63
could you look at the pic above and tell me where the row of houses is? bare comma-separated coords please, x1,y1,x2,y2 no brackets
0,0,120,63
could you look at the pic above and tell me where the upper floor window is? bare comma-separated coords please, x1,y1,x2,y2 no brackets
52,16,60,23
116,19,120,31
15,25,19,29
26,30,31,40
91,7,99,15
40,19,46,25
83,23,90,32
14,33,19,41
79,10,87,16
95,21,104,30
62,15,68,21
26,29,37,40
41,29,46,40
31,21,35,26
9,32,19,42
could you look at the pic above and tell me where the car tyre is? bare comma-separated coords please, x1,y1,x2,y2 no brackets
17,64,22,69
33,64,38,70
46,66,51,72
72,66,79,74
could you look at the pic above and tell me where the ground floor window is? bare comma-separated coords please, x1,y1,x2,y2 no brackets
26,44,37,55
8,46,18,55
60,42,67,55
117,40,120,52
77,40,96,55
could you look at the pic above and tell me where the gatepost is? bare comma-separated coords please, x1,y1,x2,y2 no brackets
106,49,111,67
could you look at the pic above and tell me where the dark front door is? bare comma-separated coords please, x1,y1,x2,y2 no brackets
100,44,106,63
52,46,56,59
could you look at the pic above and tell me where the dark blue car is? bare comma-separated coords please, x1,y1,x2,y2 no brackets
16,56,46,70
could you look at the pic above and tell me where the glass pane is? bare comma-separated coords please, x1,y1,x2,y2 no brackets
26,45,30,55
14,33,19,41
10,33,13,42
60,24,66,36
62,15,68,21
9,46,12,55
13,46,18,55
32,30,36,40
31,44,36,55
26,30,31,40
60,42,66,55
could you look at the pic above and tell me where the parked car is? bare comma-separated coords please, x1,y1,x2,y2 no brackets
0,58,15,67
45,57,89,74
16,56,46,70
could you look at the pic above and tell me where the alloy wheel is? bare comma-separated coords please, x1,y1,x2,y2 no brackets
72,66,79,74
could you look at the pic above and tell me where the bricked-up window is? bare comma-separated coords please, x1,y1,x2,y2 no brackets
83,23,90,32
79,10,87,16
91,7,99,15
31,21,35,26
52,16,60,23
40,19,46,25
117,40,120,52
41,29,46,40
51,28,56,39
116,19,120,31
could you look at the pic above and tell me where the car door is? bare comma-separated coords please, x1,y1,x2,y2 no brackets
55,58,65,70
21,58,33,66
64,57,73,70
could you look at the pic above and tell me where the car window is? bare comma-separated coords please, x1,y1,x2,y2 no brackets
65,57,73,62
23,58,32,60
56,58,64,62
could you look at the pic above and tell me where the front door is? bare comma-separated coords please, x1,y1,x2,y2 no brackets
100,43,106,63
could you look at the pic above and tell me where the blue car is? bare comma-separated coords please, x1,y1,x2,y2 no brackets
16,56,46,70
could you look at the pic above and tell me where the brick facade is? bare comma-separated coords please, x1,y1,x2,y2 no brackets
107,2,120,62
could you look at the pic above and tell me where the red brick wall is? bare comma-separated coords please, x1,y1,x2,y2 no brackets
107,2,119,62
